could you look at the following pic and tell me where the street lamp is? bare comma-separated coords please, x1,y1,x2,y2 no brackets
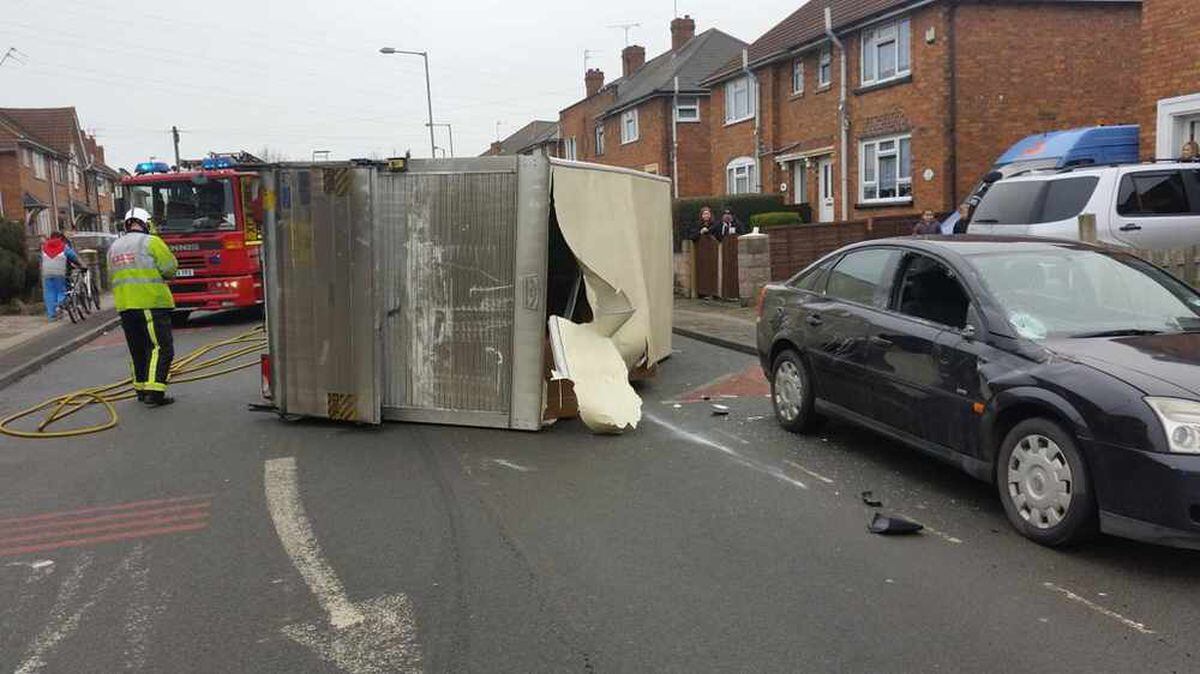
425,122,455,157
379,47,435,158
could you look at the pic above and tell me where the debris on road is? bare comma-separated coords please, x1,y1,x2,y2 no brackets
711,404,730,415
860,491,883,507
867,513,924,535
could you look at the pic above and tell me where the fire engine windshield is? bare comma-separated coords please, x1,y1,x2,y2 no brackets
126,179,236,234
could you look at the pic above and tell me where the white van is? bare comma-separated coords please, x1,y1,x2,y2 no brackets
968,163,1200,250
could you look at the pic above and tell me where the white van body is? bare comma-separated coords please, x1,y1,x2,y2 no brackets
968,163,1200,251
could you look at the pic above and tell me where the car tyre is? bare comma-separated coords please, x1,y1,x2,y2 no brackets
997,418,1098,547
770,349,822,434
171,311,191,327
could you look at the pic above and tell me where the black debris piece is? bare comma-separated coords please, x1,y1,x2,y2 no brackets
861,490,883,507
868,513,924,535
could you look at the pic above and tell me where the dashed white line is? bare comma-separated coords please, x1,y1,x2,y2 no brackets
645,413,807,491
784,460,835,485
1043,582,1155,635
490,458,534,473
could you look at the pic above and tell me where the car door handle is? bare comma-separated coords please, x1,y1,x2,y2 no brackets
1119,223,1142,232
806,313,823,327
869,335,893,347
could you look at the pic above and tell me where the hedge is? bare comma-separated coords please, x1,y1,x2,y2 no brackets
0,220,30,303
749,211,802,228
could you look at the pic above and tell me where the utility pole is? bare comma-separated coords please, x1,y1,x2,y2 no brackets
425,122,454,157
378,48,436,157
171,126,181,168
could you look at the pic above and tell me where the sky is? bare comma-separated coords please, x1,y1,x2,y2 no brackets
1,0,804,172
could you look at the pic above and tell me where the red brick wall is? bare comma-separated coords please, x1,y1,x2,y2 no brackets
708,80,758,198
0,152,20,222
676,98,714,196
955,1,1141,200
1140,0,1200,157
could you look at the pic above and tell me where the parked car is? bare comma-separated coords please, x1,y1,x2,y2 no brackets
967,163,1200,250
756,236,1200,549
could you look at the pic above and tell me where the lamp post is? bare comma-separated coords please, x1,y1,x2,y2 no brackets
425,122,454,157
379,47,435,158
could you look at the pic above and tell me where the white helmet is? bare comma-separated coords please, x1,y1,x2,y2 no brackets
123,207,151,229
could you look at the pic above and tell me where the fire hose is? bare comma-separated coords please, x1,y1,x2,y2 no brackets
0,325,266,439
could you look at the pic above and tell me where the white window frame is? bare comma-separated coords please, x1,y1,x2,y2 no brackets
594,124,605,156
621,109,639,144
564,136,578,161
69,164,80,188
861,17,911,86
818,48,832,88
675,96,700,123
726,156,758,195
32,152,47,180
724,76,755,125
21,147,32,167
859,133,913,204
792,58,805,95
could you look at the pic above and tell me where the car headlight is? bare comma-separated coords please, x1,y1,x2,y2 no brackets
1146,397,1200,454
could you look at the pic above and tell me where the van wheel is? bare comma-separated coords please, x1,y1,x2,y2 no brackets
770,349,822,434
997,418,1098,547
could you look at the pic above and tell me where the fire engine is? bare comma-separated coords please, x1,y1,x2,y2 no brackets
120,156,264,320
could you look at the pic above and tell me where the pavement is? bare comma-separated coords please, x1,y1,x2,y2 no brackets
672,297,757,354
0,308,1199,672
0,295,119,391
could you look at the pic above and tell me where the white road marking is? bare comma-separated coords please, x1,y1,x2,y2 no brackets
1043,582,1155,635
645,414,807,490
265,457,423,673
784,460,835,484
122,543,167,672
17,546,144,674
712,428,751,446
896,515,963,545
490,458,534,473
265,457,365,630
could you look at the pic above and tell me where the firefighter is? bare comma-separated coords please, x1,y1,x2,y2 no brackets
108,208,179,406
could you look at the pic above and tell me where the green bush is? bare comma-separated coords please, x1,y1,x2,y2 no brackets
749,211,802,228
0,220,32,303
673,194,792,250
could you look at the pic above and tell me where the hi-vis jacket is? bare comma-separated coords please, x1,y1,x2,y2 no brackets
107,232,178,311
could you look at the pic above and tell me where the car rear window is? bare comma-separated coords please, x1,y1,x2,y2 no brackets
970,181,1044,224
825,248,900,307
971,177,1098,225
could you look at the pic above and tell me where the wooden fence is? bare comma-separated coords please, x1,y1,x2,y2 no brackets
693,235,739,299
767,214,918,281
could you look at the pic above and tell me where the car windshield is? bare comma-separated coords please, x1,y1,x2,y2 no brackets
966,246,1200,339
126,179,236,234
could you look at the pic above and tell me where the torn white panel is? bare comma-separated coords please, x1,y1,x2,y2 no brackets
549,316,642,434
550,163,673,368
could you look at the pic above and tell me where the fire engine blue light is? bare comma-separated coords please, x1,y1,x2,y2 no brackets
201,156,235,170
134,161,171,175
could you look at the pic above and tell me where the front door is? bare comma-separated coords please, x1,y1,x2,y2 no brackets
817,157,834,222
793,160,808,207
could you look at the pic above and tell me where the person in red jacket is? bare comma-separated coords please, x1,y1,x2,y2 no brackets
40,232,84,320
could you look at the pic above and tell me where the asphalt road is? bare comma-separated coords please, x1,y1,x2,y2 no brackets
1,313,1198,673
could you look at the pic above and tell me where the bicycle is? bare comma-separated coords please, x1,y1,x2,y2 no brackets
60,267,94,324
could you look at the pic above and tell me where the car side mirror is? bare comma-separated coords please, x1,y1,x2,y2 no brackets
982,170,1003,185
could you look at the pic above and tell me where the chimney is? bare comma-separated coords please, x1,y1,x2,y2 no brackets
585,68,605,97
622,45,646,77
489,141,503,155
671,15,696,52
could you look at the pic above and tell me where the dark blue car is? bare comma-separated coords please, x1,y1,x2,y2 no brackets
756,236,1200,549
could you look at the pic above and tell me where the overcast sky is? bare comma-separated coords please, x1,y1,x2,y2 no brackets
2,0,804,171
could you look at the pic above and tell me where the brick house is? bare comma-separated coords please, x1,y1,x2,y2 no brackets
1141,0,1200,159
0,107,122,237
480,120,562,157
559,16,746,197
701,0,1141,222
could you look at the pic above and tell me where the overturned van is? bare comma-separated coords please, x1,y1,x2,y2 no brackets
258,155,673,432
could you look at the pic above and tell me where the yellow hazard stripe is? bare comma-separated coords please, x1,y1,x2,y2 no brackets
144,310,164,391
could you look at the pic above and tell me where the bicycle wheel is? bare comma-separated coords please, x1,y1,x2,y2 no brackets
90,274,101,311
65,293,81,323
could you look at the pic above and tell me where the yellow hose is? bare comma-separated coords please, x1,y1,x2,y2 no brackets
1,324,267,439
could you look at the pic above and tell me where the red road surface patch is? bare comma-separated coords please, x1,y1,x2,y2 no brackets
0,494,211,557
677,365,770,403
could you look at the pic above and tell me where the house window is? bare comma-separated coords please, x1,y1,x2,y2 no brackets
594,124,605,156
21,147,32,167
621,110,639,144
860,134,913,202
675,96,700,122
56,161,67,183
792,58,805,94
724,76,755,124
565,136,578,161
862,17,911,85
818,48,832,88
726,156,757,194
32,152,47,180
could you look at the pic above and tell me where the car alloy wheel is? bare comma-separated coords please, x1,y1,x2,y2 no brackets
1007,434,1073,529
774,360,803,423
